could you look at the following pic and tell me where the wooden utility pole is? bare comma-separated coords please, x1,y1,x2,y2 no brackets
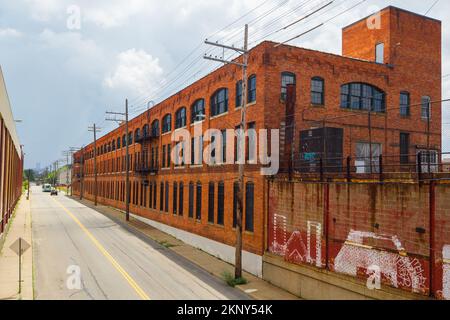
69,147,82,197
204,24,248,279
106,99,130,221
88,124,101,206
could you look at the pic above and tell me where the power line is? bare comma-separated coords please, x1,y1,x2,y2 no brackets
425,0,440,16
129,0,298,109
127,0,285,107
117,0,368,128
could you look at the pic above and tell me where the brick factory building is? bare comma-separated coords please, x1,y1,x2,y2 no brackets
72,7,443,278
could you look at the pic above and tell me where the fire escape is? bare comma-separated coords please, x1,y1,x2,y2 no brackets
134,122,159,177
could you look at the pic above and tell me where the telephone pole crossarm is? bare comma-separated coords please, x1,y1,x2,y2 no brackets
203,55,247,67
204,40,247,53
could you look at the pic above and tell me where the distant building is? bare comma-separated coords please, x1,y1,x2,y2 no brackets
58,166,72,186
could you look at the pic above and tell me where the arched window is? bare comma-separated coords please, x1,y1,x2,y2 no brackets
122,134,126,147
162,114,172,133
117,137,121,149
143,124,149,137
421,96,431,120
311,77,324,105
112,140,116,151
210,88,228,117
175,107,187,129
191,99,205,123
340,83,385,112
235,80,243,107
128,131,133,145
134,128,141,140
281,72,296,100
151,120,160,137
248,75,256,103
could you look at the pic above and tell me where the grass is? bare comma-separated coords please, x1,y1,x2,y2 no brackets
158,240,177,248
221,271,248,287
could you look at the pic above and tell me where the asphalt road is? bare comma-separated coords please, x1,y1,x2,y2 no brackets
31,186,247,300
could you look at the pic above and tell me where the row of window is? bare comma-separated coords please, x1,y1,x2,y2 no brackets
282,73,430,118
83,121,258,175
81,180,255,232
84,74,430,159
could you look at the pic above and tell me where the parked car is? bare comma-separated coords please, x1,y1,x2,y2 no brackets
50,188,58,196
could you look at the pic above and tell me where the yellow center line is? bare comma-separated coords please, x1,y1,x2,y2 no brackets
50,197,150,300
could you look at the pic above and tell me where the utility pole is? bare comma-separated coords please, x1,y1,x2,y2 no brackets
204,24,248,279
88,124,101,206
106,99,130,221
62,151,70,195
69,147,82,197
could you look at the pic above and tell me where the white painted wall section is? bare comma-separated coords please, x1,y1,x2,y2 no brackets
131,214,263,277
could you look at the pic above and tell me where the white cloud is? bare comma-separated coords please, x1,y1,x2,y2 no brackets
0,28,23,37
37,29,107,79
84,0,153,28
24,0,63,21
104,49,164,97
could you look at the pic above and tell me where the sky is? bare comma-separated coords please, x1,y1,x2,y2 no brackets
0,0,449,169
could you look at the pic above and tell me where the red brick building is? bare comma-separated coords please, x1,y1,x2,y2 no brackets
72,6,442,276
1,66,23,236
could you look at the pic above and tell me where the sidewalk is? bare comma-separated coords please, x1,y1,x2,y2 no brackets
0,195,33,300
71,196,299,300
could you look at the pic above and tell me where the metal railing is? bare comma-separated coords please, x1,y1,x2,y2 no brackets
281,151,450,182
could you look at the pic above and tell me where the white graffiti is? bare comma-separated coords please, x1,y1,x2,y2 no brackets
334,230,426,293
367,265,381,290
270,216,323,268
285,231,307,263
307,221,322,268
443,245,450,300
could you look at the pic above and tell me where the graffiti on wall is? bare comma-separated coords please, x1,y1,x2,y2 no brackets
333,230,427,294
269,213,323,268
444,245,450,300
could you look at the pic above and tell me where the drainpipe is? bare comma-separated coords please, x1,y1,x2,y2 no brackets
429,180,436,297
285,84,296,180
324,181,330,270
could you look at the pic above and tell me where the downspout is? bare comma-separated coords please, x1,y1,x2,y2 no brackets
429,180,436,297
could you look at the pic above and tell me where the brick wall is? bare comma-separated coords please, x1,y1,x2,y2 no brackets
72,6,443,264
